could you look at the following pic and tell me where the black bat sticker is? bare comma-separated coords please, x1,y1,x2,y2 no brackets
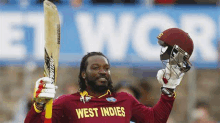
44,48,55,84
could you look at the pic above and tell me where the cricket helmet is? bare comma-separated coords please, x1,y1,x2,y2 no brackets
157,28,194,73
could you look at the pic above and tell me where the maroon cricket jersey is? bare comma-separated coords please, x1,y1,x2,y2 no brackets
25,91,175,123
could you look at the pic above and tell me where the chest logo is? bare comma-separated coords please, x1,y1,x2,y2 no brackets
106,97,117,102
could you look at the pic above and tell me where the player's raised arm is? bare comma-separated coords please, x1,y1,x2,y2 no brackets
157,28,193,97
24,77,57,123
131,28,194,123
155,28,194,122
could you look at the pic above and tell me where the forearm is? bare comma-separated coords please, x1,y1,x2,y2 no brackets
24,104,44,123
152,94,175,123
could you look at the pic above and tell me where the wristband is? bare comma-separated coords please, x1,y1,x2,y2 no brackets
34,103,43,113
161,87,176,97
34,102,45,113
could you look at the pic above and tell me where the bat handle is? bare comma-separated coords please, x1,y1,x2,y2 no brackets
44,99,53,123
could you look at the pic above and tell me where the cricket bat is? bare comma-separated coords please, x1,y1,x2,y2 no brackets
43,0,60,123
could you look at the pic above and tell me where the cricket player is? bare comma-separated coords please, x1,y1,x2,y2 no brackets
25,28,194,123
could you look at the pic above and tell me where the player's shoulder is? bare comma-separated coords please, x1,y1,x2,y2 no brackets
54,92,80,101
116,91,129,96
115,92,135,99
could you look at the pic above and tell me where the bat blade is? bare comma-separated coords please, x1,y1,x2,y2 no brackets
44,0,60,84
43,0,60,122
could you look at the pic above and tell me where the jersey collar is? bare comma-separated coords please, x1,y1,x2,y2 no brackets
80,90,111,98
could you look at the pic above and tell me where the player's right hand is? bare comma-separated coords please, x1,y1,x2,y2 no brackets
157,63,185,89
33,77,57,104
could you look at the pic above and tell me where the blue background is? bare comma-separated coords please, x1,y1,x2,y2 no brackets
0,5,219,68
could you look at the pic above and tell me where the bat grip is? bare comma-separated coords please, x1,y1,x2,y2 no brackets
44,99,53,123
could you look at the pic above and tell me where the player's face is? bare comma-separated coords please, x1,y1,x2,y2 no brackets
85,55,111,93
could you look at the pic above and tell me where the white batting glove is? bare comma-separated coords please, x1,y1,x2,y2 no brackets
33,77,57,103
157,63,185,89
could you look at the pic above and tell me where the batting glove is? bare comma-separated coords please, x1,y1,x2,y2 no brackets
33,77,57,111
157,63,185,89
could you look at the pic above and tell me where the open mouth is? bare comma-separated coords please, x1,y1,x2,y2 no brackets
98,78,107,83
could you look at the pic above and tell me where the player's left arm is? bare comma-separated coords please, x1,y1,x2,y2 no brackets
151,63,185,123
153,63,185,123
130,93,175,123
131,63,184,123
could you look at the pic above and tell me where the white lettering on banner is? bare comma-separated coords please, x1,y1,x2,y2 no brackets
76,13,102,52
107,14,134,61
27,12,63,60
181,14,217,61
0,13,26,59
75,13,134,61
0,11,218,64
25,13,45,60
0,12,62,61
132,13,177,61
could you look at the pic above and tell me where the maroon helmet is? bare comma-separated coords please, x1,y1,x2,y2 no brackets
157,28,194,73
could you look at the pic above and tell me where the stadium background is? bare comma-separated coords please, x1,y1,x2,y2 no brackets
0,0,220,122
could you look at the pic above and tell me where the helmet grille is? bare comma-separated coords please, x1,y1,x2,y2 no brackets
160,44,192,76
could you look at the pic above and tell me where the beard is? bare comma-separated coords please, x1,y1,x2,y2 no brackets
86,76,111,93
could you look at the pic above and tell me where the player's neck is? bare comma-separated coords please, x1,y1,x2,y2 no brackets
86,88,107,98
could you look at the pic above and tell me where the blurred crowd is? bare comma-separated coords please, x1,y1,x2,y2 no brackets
0,0,219,6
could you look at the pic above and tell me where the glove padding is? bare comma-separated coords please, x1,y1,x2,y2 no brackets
34,77,57,103
157,64,185,89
